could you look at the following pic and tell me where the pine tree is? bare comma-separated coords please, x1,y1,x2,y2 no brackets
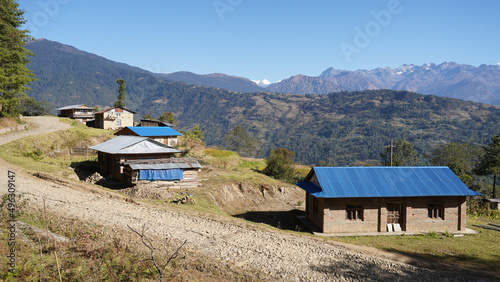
114,78,126,107
0,0,36,117
159,111,177,126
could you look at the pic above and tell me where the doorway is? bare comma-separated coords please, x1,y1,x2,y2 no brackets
387,203,405,231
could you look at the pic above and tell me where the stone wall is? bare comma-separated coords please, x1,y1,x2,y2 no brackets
0,124,28,134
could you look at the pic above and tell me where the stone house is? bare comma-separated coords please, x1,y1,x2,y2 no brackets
94,107,136,130
296,166,481,234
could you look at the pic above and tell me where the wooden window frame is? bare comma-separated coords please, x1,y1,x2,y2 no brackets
346,204,363,221
428,203,444,219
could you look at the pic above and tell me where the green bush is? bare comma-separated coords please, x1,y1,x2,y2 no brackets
23,148,44,160
263,148,296,183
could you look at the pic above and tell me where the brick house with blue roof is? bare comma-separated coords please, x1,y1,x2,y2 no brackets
296,167,481,234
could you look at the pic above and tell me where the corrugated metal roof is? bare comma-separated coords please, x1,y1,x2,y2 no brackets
140,119,174,127
296,166,482,198
129,162,202,170
95,107,137,114
56,104,94,111
126,126,182,137
89,136,181,154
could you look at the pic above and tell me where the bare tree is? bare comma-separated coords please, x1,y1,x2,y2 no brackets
127,224,187,282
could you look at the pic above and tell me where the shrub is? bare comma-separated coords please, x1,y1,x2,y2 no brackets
263,148,296,183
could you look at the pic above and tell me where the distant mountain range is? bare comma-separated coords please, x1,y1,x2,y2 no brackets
29,38,497,105
156,71,265,93
22,39,500,165
159,62,500,106
267,63,500,105
25,38,500,110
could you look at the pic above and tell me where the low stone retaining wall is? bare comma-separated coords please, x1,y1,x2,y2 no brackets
0,124,28,134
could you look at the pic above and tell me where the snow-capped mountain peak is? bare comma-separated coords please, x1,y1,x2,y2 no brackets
252,79,271,87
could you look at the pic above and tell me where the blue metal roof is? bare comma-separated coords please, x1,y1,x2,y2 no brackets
127,126,182,137
296,167,482,198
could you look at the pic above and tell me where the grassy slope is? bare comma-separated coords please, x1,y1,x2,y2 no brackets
0,121,499,277
330,216,500,273
0,120,114,176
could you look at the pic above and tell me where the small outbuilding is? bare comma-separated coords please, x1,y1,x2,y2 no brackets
90,135,201,186
481,198,500,210
114,126,182,147
140,119,174,127
296,166,481,234
56,104,95,123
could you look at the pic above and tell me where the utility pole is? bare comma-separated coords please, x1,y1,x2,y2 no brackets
390,139,394,167
325,141,328,167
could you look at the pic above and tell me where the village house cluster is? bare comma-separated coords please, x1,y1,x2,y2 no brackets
57,104,201,188
58,105,482,235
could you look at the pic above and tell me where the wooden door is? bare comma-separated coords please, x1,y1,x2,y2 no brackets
387,203,401,224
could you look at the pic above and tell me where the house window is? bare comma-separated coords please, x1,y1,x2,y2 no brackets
428,203,444,219
346,204,363,220
116,119,121,127
116,112,121,117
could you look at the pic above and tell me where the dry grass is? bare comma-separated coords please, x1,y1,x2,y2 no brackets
0,117,22,128
329,215,500,273
0,195,268,281
0,124,113,176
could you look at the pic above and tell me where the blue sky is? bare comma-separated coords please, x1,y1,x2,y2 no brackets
18,0,500,83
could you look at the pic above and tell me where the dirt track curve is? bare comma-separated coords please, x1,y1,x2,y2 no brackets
0,117,492,281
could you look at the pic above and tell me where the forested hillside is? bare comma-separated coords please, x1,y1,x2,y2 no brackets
141,87,500,166
24,40,500,166
26,39,157,109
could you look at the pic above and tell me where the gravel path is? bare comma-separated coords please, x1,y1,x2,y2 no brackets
0,116,70,146
0,117,486,281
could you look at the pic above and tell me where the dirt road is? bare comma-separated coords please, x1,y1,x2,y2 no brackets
0,116,70,146
0,117,484,281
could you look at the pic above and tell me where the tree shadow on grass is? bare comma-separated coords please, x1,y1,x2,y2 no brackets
233,209,310,233
377,247,500,280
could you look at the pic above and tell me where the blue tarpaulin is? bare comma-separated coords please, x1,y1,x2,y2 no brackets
139,169,183,181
